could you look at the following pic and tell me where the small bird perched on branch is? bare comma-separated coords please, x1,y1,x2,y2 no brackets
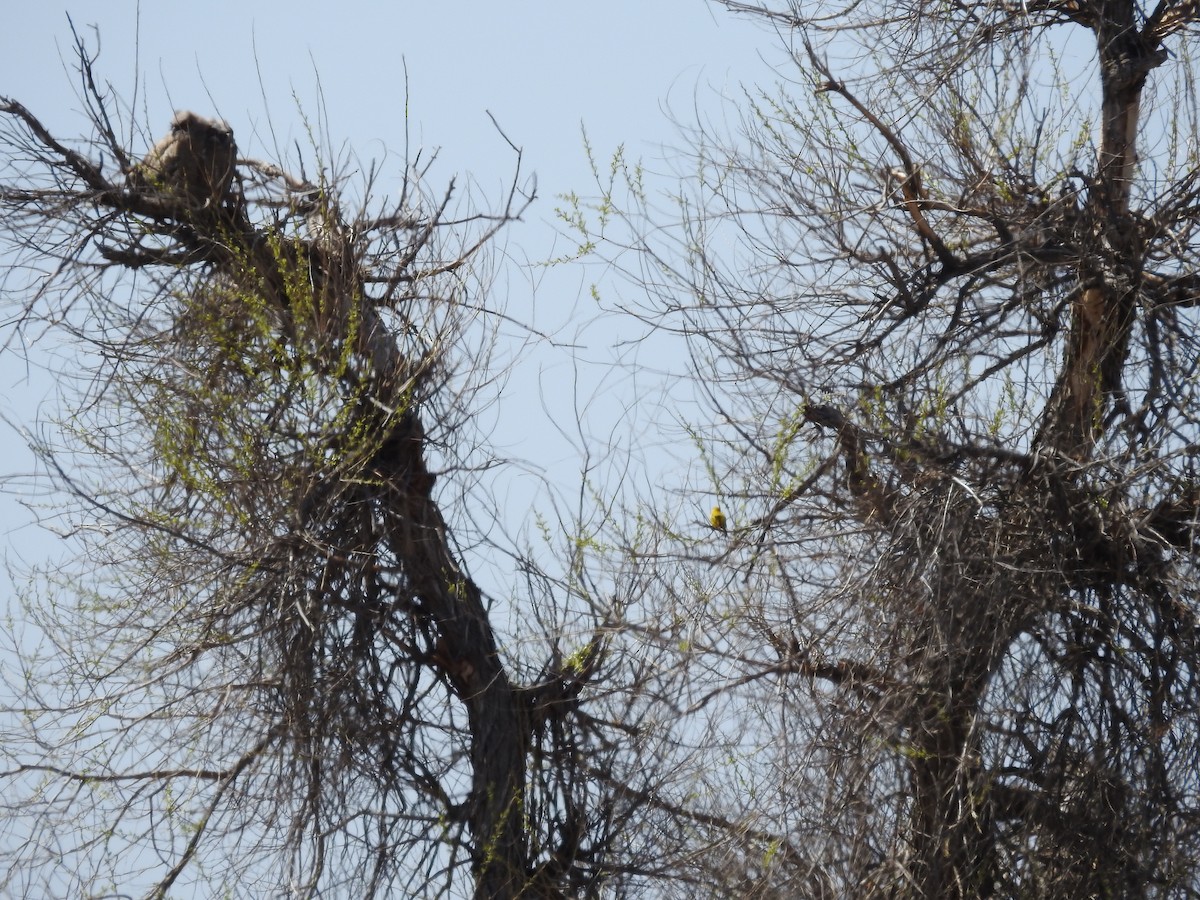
710,505,727,533
802,402,846,431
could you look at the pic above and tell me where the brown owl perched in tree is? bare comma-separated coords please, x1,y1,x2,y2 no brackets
129,111,237,210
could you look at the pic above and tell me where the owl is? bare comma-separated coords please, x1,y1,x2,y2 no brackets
130,111,237,210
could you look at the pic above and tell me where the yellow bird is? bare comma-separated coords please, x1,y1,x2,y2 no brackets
710,505,727,533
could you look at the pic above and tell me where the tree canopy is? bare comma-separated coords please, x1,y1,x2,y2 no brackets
5,1,1200,897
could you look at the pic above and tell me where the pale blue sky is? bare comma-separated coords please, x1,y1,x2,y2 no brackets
0,4,780,601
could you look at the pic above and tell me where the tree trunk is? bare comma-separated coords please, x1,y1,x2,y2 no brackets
1041,0,1164,456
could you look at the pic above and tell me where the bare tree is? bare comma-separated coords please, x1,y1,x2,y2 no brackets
12,3,1200,896
563,0,1200,896
0,36,683,899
